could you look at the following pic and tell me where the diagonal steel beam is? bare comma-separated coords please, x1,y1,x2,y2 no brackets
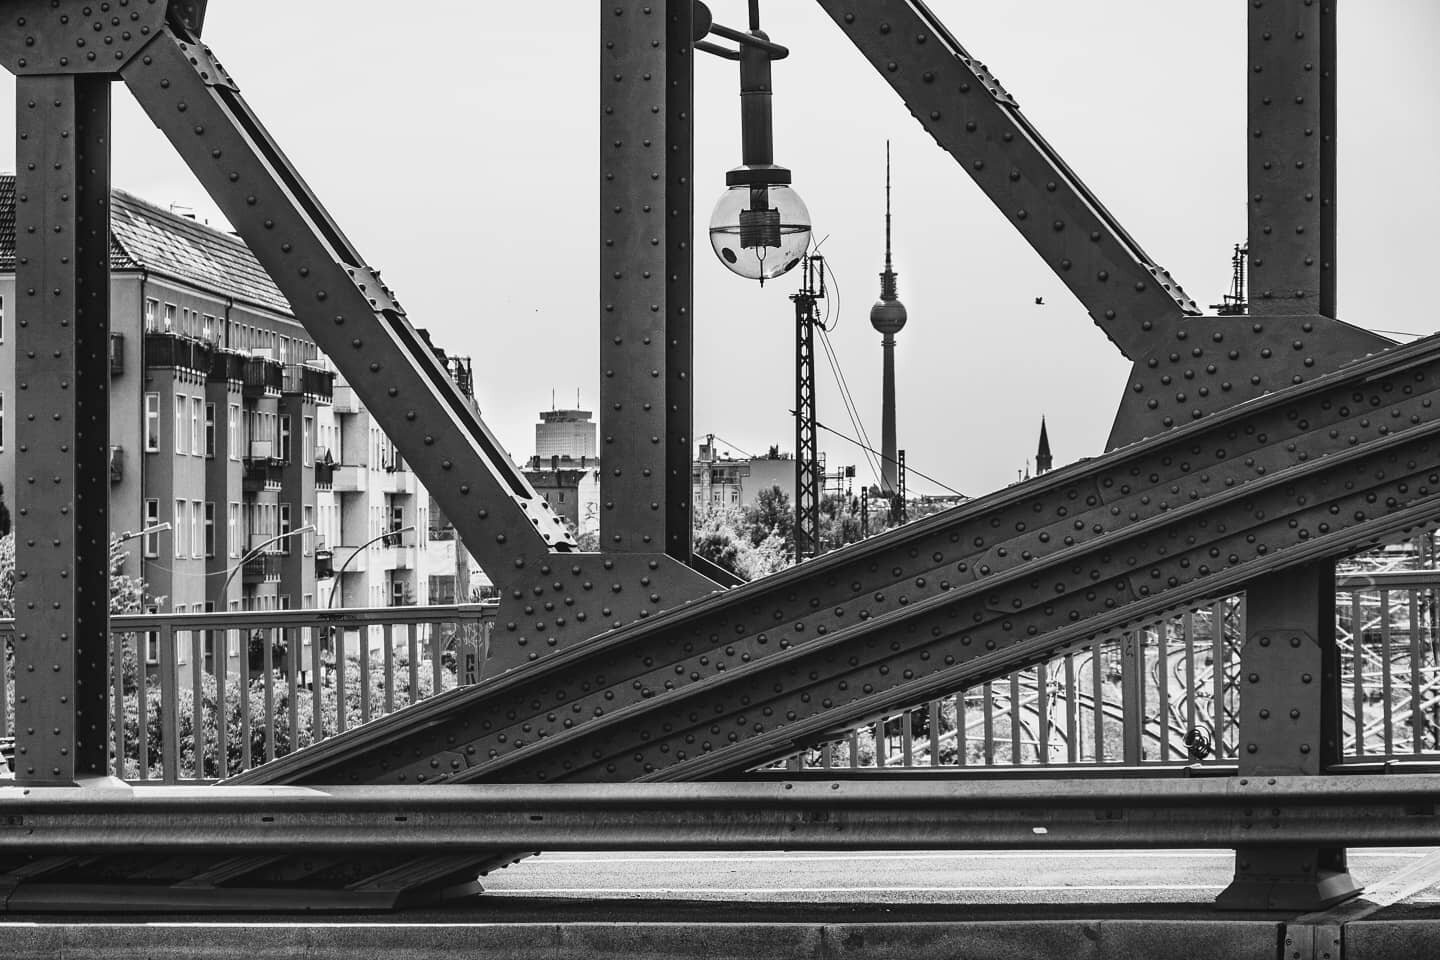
112,25,716,663
817,0,1199,362
227,331,1440,788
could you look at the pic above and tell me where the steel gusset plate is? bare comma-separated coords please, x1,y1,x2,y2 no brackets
228,331,1440,788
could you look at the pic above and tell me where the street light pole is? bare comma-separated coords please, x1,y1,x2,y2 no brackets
113,522,173,548
327,524,415,609
221,524,316,603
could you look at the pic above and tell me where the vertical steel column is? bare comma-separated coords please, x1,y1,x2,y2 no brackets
12,75,112,785
1248,0,1337,316
600,1,695,559
1217,564,1359,910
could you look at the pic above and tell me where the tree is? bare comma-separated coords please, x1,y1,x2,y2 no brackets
693,502,745,577
0,482,10,537
744,485,794,555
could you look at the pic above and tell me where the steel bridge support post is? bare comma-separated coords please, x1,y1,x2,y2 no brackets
1248,0,1337,316
600,0,695,561
12,74,113,785
1217,563,1359,910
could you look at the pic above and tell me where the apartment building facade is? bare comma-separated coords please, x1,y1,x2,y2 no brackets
0,177,452,638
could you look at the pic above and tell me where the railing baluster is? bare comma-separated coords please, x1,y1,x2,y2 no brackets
1064,653,1078,764
1212,601,1226,759
1121,631,1142,765
359,622,371,725
262,626,275,764
431,619,443,694
286,624,299,755
933,699,944,765
847,729,858,769
1091,643,1104,763
1411,589,1424,755
1008,672,1022,764
310,625,324,741
407,622,420,706
875,719,886,768
956,692,967,766
383,623,395,714
983,681,995,765
1157,619,1171,762
1,633,10,739
1382,589,1395,754
901,709,913,767
158,623,176,783
190,629,204,781
335,625,347,735
1353,591,1366,757
110,629,126,779
1036,661,1050,766
1184,611,1197,755
238,629,251,774
215,628,228,779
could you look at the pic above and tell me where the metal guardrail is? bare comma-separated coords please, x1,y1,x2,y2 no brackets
0,604,496,783
771,567,1440,775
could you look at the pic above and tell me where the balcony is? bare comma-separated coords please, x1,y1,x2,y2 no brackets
333,464,366,493
145,331,213,373
331,384,362,415
243,355,283,399
377,464,413,495
241,553,282,583
109,332,124,376
209,348,247,384
315,548,334,580
282,363,335,404
109,445,124,484
314,450,336,490
243,441,284,493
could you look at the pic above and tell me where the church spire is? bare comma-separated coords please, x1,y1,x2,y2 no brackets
1036,417,1053,475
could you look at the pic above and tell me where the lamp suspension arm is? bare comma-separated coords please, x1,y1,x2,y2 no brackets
691,2,790,61
118,27,575,587
817,0,1199,361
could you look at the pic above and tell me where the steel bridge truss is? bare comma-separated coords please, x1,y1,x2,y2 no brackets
1,0,1436,913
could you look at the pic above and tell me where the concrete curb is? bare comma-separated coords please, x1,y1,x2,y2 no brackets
2,920,1286,960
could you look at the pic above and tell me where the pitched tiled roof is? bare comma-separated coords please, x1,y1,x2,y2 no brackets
0,173,291,315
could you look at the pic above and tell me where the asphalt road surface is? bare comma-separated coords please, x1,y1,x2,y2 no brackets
480,848,1436,906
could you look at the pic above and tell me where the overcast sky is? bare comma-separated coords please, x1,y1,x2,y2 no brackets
2,1,1437,498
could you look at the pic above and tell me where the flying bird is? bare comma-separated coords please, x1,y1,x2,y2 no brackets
1034,297,1045,305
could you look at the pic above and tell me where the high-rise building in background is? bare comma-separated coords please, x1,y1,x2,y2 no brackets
0,177,475,667
524,405,600,543
869,144,907,494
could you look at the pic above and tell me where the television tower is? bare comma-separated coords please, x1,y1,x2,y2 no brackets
870,142,908,494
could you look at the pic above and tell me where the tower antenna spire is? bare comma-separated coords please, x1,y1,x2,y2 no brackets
884,140,894,275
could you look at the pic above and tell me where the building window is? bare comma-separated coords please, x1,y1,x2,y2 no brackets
228,403,240,461
0,294,5,343
391,581,406,607
144,499,160,557
174,395,185,455
163,302,176,332
202,314,214,343
191,501,202,559
279,415,291,464
205,403,216,458
191,397,202,456
144,393,160,452
0,392,4,454
174,499,186,558
144,631,159,666
204,502,216,558
303,416,313,467
279,503,291,555
228,502,240,558
144,298,158,332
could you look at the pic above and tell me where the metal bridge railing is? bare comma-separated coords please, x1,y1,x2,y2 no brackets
768,567,1440,775
0,603,496,783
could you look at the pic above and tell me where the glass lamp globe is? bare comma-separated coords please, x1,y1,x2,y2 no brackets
708,183,812,283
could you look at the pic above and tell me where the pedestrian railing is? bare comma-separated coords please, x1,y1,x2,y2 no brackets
0,603,495,783
766,564,1440,774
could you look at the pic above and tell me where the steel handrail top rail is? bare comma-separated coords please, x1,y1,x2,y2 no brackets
0,602,497,634
3,775,1440,853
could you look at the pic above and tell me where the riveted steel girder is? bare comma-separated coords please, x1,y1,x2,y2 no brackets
599,1,697,561
12,75,113,785
1248,0,1336,316
225,332,1440,788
